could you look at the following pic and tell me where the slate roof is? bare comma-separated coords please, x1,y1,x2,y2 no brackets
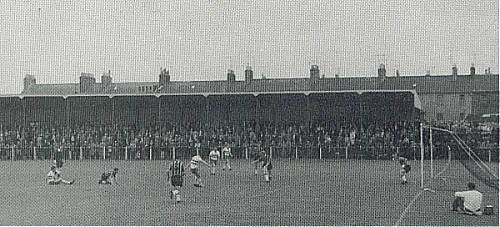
18,74,499,97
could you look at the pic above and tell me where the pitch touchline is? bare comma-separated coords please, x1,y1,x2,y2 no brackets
395,189,425,226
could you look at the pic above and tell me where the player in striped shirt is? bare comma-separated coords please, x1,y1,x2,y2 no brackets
190,155,210,187
168,159,185,203
98,168,119,185
46,165,74,185
221,143,232,171
209,148,220,175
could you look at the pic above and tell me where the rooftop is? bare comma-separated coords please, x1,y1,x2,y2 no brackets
18,73,500,97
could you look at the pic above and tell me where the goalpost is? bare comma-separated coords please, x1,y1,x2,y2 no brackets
419,123,499,192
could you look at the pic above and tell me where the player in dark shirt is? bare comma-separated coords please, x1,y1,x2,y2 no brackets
399,157,411,184
98,168,119,185
252,151,273,182
252,150,267,175
168,159,185,203
54,147,64,168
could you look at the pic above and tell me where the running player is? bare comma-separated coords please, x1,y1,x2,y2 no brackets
190,155,210,187
399,157,411,184
261,152,273,182
221,143,232,170
251,150,272,182
47,165,74,185
251,150,267,175
98,168,119,185
168,159,185,203
209,147,220,175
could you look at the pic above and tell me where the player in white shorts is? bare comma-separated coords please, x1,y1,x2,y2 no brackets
209,148,220,175
47,165,74,185
190,155,210,187
221,143,232,170
251,150,267,175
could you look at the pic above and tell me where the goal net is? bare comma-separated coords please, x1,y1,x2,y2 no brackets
421,126,498,193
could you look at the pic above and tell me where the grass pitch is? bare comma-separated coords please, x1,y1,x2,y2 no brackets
0,159,497,226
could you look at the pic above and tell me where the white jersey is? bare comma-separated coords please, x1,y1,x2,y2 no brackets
47,170,61,183
209,150,220,161
222,146,232,158
190,155,204,169
454,190,483,212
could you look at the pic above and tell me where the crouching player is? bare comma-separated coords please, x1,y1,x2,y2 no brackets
47,166,74,185
399,157,411,184
168,159,185,203
190,155,210,187
98,168,119,185
209,148,220,175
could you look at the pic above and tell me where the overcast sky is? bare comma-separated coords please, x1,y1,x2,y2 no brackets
0,0,498,94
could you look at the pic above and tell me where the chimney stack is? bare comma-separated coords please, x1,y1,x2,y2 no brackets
80,73,96,93
425,70,430,77
101,70,112,92
452,65,458,80
486,67,491,75
378,64,386,77
227,69,236,82
470,64,475,76
310,65,320,79
159,68,170,87
23,74,36,92
244,66,253,82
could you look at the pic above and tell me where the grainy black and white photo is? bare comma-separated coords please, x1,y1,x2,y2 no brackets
0,0,498,226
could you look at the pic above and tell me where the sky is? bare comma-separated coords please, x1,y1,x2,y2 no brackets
0,0,498,94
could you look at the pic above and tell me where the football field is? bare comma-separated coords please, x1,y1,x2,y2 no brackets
0,159,497,226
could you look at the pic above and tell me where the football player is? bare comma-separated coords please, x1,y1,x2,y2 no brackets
399,157,411,184
54,147,64,168
98,168,119,185
251,150,267,175
168,159,185,203
208,148,220,175
47,165,74,185
221,143,232,170
190,155,210,187
262,152,273,182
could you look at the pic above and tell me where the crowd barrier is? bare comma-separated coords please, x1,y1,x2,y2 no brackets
0,144,497,162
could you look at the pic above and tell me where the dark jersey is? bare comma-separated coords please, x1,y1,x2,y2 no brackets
403,164,411,173
260,154,271,167
170,160,185,177
257,152,268,162
101,170,117,180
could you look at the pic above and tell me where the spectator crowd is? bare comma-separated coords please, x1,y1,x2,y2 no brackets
0,119,497,161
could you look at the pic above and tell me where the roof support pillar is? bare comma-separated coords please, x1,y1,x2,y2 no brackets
21,97,26,129
65,97,69,129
